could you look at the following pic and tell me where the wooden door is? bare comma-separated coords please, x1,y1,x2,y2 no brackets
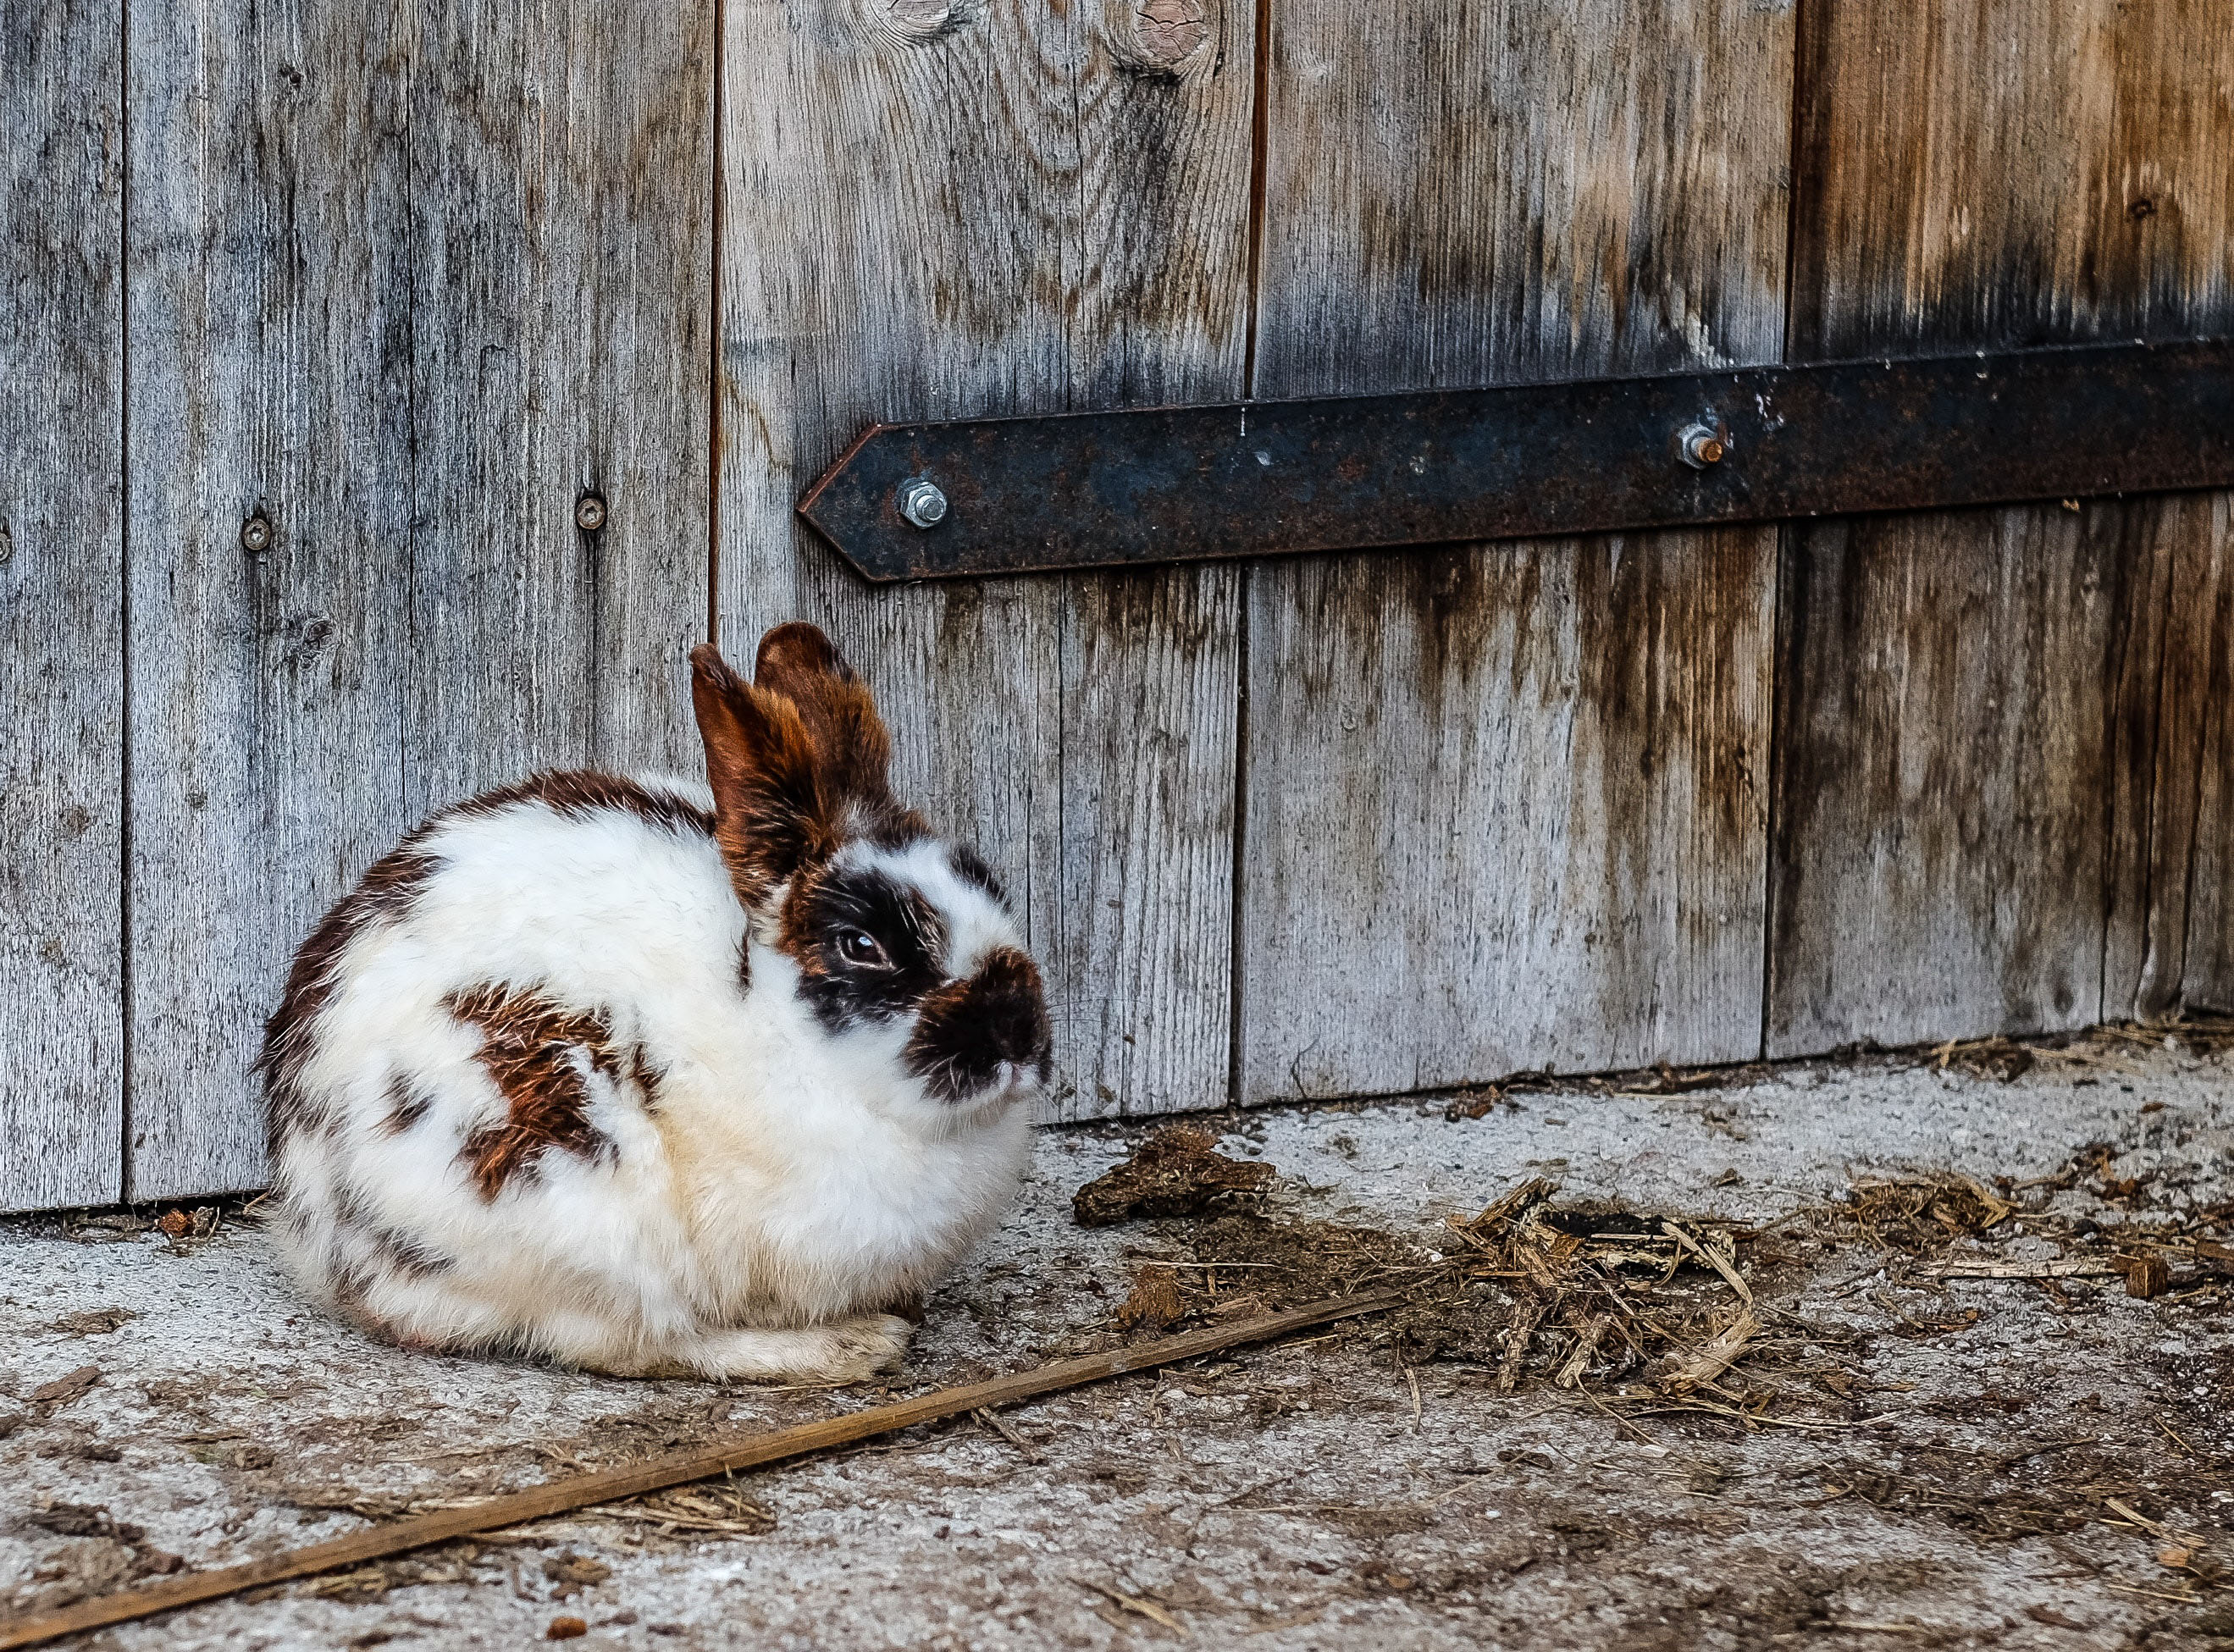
3,0,2227,1212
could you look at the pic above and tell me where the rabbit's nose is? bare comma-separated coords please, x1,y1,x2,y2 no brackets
902,946,1053,1102
965,948,1053,1069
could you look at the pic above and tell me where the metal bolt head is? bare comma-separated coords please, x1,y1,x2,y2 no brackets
575,493,608,533
899,478,948,530
1678,423,1726,468
240,515,273,553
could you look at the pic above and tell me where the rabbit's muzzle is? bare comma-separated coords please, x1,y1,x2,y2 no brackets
902,947,1054,1105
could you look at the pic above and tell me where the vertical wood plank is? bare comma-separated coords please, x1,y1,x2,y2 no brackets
0,0,124,1212
401,3,714,817
716,0,1253,1120
2170,494,2233,1014
1238,0,1791,1102
127,0,713,1201
128,2,421,1200
1770,0,2234,1053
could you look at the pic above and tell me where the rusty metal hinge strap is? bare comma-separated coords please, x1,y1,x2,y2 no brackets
797,338,2234,582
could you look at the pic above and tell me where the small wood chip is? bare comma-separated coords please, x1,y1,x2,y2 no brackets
1554,1317,1610,1390
545,1616,587,1640
1926,1259,2125,1279
1117,1265,1185,1334
972,1408,1042,1464
2123,1255,2171,1299
1662,1221,1752,1304
30,1367,101,1407
51,1309,136,1338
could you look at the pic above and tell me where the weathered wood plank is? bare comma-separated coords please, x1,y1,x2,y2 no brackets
0,0,124,1213
715,0,1253,1120
125,3,420,1201
400,2,713,818
1770,0,2234,1053
126,0,714,1201
2170,495,2233,1014
2103,491,2231,1024
1238,0,1791,1102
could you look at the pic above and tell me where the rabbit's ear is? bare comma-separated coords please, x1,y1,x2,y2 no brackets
753,622,918,839
691,644,838,906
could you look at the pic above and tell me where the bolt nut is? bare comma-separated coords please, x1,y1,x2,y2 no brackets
899,478,948,530
240,515,274,554
1678,423,1726,468
574,493,608,533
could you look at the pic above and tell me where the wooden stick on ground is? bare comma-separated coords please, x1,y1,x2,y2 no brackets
0,1290,1402,1652
1926,1259,2128,1279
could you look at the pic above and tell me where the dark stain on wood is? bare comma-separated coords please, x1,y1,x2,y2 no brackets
1771,0,2234,1050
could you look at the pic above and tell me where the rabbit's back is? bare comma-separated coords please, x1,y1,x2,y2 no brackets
263,772,752,1356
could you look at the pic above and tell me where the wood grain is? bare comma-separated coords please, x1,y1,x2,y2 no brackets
399,0,713,819
2168,494,2233,1014
1238,0,1792,1102
0,0,124,1212
715,0,1254,1120
125,0,417,1202
1771,0,2234,1053
125,1,713,1199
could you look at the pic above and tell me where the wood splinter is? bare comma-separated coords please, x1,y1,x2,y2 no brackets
0,1291,1402,1652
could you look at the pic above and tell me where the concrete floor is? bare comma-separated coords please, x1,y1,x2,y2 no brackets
3,1028,2231,1651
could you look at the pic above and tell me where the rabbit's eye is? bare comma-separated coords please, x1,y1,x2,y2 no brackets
836,928,889,968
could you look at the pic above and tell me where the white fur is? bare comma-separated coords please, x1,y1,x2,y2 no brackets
269,779,1037,1382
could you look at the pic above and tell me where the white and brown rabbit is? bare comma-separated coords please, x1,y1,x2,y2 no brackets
259,623,1050,1382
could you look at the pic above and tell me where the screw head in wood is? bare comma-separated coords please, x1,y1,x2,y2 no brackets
899,478,948,529
1678,423,1726,468
240,515,273,553
575,493,608,533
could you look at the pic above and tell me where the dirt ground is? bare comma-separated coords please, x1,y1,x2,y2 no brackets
3,1025,2231,1651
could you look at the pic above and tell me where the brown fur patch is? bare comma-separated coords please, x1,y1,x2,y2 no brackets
263,773,704,1155
454,770,715,837
753,623,921,845
366,1223,452,1280
692,645,841,907
690,631,926,914
261,848,440,1152
381,1073,434,1135
446,984,637,1200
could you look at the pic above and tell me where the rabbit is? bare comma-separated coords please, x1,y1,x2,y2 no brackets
257,622,1051,1383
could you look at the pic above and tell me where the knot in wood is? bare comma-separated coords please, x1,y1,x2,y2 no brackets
1131,0,1210,70
868,0,954,46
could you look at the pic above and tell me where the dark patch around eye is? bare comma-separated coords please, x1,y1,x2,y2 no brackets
782,864,948,1031
905,947,1053,1103
948,844,1008,906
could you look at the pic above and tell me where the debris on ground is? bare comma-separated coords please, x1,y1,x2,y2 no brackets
1098,1167,1788,1415
1835,1173,2015,1253
1,1024,2228,1649
1070,1125,1275,1227
578,1483,775,1538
